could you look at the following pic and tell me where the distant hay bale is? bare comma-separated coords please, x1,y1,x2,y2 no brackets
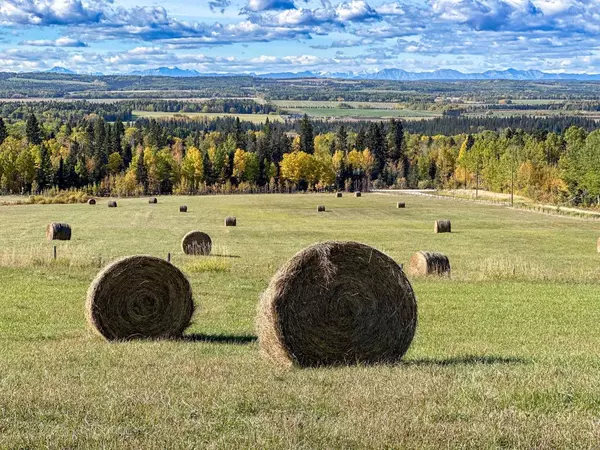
182,231,212,256
408,251,451,277
355,191,362,197
225,216,237,226
317,205,326,212
86,255,194,341
108,201,117,208
257,241,417,367
434,219,451,233
46,222,71,241
180,205,188,213
336,192,343,198
397,202,406,208
149,197,158,204
88,198,96,205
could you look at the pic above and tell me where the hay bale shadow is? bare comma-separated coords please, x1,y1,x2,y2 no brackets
404,355,527,367
211,254,241,259
182,333,257,345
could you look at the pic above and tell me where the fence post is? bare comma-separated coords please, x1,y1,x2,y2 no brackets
167,252,171,263
53,245,57,260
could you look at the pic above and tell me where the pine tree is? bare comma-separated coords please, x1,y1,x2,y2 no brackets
35,144,53,191
26,114,42,145
336,125,348,153
136,150,148,194
367,122,386,178
0,118,7,145
300,114,315,154
388,119,404,164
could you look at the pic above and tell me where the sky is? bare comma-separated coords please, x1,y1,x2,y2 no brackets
0,0,599,74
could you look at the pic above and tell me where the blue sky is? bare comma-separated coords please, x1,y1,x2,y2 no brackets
0,0,598,74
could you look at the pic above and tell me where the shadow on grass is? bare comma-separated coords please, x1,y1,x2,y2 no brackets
404,355,527,366
212,254,241,259
182,333,257,345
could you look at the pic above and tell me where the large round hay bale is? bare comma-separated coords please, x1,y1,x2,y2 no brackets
86,255,194,341
46,222,71,241
408,251,451,277
336,192,343,198
257,241,417,367
182,231,212,256
108,200,117,208
434,219,451,233
149,197,158,204
225,216,236,226
397,202,405,208
88,198,96,205
180,205,188,213
317,205,326,212
355,191,362,197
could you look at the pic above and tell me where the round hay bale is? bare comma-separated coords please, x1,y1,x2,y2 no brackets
180,205,188,213
317,205,326,212
88,198,96,205
434,219,451,233
108,200,117,208
257,241,417,367
46,222,71,241
86,255,194,341
336,192,343,198
355,191,362,197
397,202,405,208
408,251,451,277
225,216,236,226
149,197,158,204
182,231,212,256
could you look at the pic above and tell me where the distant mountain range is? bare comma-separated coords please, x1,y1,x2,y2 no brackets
41,66,600,81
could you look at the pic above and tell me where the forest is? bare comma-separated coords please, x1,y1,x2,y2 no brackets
0,110,599,206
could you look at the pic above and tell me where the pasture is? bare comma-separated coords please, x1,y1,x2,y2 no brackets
131,110,283,123
1,193,600,448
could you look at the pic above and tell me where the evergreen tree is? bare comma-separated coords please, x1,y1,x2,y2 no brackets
136,150,148,194
234,117,246,150
35,144,53,191
26,114,42,145
336,125,348,153
56,157,65,190
388,119,404,164
300,114,315,154
0,118,7,145
367,122,386,178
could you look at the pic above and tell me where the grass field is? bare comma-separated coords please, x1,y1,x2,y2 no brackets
280,107,440,119
2,193,600,448
132,110,283,123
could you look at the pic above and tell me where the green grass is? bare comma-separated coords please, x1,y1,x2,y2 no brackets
283,107,440,119
2,193,600,448
132,110,282,123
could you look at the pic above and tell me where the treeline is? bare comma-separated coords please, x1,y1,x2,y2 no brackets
126,99,277,115
1,113,600,206
0,101,133,123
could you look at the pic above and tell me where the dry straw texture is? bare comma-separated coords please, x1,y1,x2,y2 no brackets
45,222,71,241
408,251,451,277
149,197,158,204
86,255,194,341
225,216,237,226
181,231,212,256
257,241,417,368
397,202,406,208
355,192,362,197
434,219,451,233
336,192,343,198
88,198,96,205
108,201,117,208
180,205,188,213
597,237,600,253
317,205,326,212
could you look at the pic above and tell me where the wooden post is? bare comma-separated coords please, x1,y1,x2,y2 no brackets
167,252,171,263
53,245,57,260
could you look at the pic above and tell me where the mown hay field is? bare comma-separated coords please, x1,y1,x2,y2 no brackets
1,193,600,448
